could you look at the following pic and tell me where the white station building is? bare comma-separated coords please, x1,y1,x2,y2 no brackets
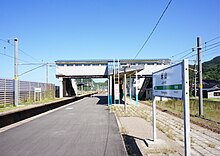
55,59,171,103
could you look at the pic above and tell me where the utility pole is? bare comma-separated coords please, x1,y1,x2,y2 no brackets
197,36,203,116
14,38,18,106
193,59,197,97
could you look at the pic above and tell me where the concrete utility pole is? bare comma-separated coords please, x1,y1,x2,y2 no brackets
197,36,203,116
14,38,18,106
194,59,197,97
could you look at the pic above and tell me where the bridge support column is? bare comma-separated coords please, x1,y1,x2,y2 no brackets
63,78,67,97
72,79,78,95
59,77,63,98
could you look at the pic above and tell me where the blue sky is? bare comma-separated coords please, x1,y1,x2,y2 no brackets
0,0,219,84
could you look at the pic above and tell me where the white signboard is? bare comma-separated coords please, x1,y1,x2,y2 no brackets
153,62,183,99
34,88,42,93
152,59,190,156
115,84,120,100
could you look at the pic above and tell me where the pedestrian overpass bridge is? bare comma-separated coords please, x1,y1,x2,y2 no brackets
55,59,171,103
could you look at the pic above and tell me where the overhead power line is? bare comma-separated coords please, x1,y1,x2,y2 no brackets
183,43,220,60
0,39,9,43
0,38,41,63
18,64,46,77
203,41,220,49
0,51,28,63
18,48,40,62
202,36,220,45
171,48,194,59
203,44,220,53
177,49,195,61
172,36,220,62
133,0,173,59
203,49,220,56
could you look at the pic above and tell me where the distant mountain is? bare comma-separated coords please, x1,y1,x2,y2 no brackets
203,56,220,81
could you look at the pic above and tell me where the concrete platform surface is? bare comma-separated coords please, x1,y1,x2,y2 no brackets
0,95,127,156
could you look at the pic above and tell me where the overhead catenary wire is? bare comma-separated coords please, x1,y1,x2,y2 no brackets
0,38,41,63
18,48,41,62
18,62,55,66
1,38,52,79
0,39,8,43
133,0,173,59
0,51,29,63
18,64,46,77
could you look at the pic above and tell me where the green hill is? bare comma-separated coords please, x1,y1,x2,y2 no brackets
189,56,220,85
203,56,220,81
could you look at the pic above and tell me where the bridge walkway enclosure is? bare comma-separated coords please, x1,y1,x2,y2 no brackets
0,95,127,156
55,59,171,103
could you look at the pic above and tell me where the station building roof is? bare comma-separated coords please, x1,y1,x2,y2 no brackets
55,59,171,65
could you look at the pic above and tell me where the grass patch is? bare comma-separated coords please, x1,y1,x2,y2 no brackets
155,99,220,123
208,143,216,148
0,104,17,112
141,99,220,133
0,98,57,113
121,126,128,134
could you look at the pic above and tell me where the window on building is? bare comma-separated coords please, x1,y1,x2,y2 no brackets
214,92,220,96
101,64,107,66
67,64,74,66
57,64,64,66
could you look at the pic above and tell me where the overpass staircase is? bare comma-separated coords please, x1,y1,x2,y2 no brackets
138,77,152,100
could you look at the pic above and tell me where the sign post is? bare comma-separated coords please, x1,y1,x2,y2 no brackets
34,88,42,101
152,59,190,156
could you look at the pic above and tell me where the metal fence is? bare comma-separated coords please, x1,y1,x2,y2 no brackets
0,78,55,105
